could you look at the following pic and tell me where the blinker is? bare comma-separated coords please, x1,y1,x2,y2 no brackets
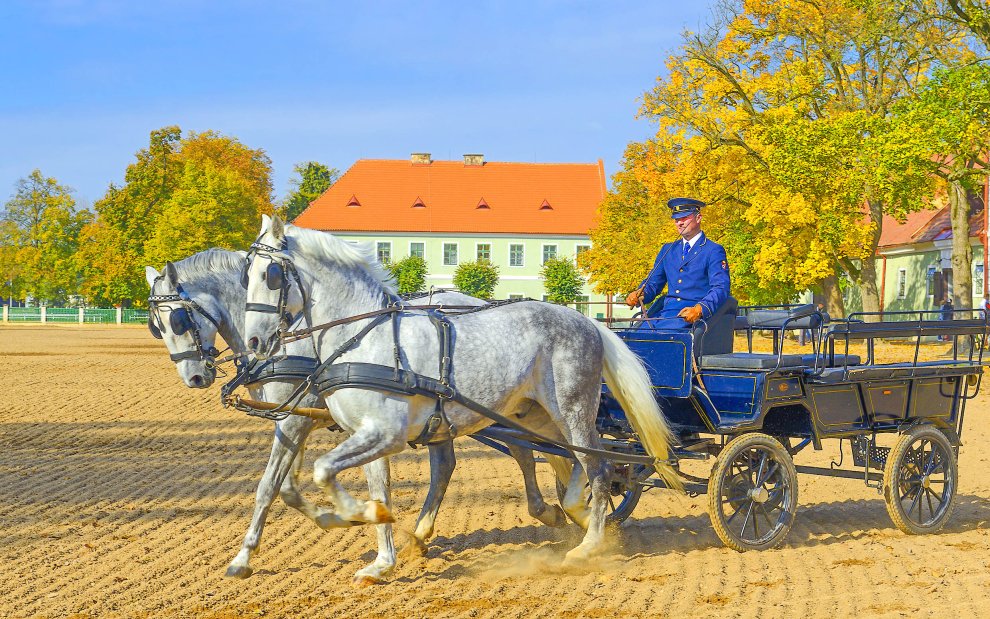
265,262,284,291
148,314,163,339
169,307,194,336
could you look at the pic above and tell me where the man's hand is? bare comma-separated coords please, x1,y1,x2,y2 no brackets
677,304,703,323
625,287,644,308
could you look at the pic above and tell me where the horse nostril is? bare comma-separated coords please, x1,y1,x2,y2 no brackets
248,336,260,352
191,375,203,387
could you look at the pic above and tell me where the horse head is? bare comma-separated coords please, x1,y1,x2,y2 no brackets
243,214,305,359
145,259,225,388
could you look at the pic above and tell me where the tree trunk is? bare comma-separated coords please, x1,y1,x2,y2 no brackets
820,273,846,319
949,178,973,309
858,199,884,321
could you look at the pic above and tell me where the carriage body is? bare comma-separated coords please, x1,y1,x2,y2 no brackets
597,304,988,551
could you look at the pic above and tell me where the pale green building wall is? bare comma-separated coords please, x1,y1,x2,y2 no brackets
333,231,619,317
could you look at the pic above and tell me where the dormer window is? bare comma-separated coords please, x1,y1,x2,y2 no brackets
540,199,552,210
412,196,427,208
346,194,361,207
476,197,490,209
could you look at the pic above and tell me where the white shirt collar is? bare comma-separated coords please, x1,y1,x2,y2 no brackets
683,232,703,251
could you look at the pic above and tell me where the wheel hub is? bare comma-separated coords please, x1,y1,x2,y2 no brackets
749,486,770,504
921,475,931,490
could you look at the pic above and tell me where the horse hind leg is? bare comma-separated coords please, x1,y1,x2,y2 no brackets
558,458,592,530
506,444,567,527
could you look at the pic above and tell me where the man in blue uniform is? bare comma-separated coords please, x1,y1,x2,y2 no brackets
625,197,731,329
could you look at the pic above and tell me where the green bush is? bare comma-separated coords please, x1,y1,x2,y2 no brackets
453,260,500,299
541,257,584,304
386,255,428,294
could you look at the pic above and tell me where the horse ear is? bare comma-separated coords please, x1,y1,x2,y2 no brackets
261,214,271,230
145,266,161,288
164,261,179,288
271,214,285,242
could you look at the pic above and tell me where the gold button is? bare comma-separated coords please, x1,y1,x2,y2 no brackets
675,290,679,294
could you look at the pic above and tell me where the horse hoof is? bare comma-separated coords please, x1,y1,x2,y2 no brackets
539,505,568,528
365,501,395,524
562,546,596,568
352,575,382,588
224,564,254,579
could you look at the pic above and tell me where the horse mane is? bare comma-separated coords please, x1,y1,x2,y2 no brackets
164,248,245,290
286,224,397,295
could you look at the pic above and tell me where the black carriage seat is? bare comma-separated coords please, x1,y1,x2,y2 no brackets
693,297,739,356
809,360,982,384
801,353,861,367
700,352,806,370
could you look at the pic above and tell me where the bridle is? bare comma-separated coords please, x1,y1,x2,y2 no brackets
148,279,223,364
242,239,307,356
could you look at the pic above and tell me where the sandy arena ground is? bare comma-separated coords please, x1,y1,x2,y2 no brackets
2,324,990,618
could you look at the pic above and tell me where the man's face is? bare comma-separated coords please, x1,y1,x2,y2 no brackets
674,212,702,240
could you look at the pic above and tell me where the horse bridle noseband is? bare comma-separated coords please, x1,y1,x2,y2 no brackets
242,240,306,350
148,280,223,364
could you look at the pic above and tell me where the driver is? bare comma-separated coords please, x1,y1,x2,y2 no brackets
625,197,731,329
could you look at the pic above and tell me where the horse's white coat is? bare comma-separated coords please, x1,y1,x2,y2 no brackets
243,216,677,572
146,248,569,584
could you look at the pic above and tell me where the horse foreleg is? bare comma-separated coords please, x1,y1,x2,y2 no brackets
410,441,456,548
312,425,402,526
506,444,567,527
353,457,397,587
277,429,349,531
226,416,332,579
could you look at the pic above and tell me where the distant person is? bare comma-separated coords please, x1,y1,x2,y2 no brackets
939,297,953,342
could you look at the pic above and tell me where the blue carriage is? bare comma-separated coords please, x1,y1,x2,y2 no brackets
595,300,988,551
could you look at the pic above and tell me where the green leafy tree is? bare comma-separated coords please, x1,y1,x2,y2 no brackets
387,255,428,294
453,260,500,299
541,257,584,304
78,126,274,306
282,162,340,221
2,170,91,304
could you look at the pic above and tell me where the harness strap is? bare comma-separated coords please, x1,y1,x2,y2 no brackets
314,361,657,464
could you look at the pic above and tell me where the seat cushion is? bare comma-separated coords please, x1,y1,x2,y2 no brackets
701,353,806,370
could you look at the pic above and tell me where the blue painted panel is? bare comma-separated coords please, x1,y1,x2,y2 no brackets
701,371,765,423
615,329,693,398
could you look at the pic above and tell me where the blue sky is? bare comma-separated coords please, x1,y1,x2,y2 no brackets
0,1,715,208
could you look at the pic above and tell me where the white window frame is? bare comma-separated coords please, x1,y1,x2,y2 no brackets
409,241,425,259
897,268,907,300
576,244,591,258
542,244,558,264
509,243,525,267
574,294,590,316
975,263,985,296
376,241,392,264
476,242,492,263
443,242,458,266
926,265,937,297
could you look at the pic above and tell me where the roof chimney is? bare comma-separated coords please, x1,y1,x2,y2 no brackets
411,152,432,165
463,153,485,166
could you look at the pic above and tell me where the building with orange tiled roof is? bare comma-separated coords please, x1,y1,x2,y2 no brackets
842,178,989,312
292,153,609,311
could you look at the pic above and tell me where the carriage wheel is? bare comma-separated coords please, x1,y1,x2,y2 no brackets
555,462,649,525
883,425,957,535
708,432,798,552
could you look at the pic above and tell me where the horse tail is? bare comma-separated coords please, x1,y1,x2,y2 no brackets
590,320,683,493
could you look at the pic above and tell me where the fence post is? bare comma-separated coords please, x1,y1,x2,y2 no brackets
116,307,122,325
40,306,47,323
2,305,7,322
79,307,85,324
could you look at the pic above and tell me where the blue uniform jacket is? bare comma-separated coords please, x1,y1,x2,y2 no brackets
640,233,731,329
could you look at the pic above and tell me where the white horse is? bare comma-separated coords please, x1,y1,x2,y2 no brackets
242,215,677,570
145,249,571,585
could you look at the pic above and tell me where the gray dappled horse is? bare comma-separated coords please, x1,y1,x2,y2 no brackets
145,249,571,585
242,215,677,571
